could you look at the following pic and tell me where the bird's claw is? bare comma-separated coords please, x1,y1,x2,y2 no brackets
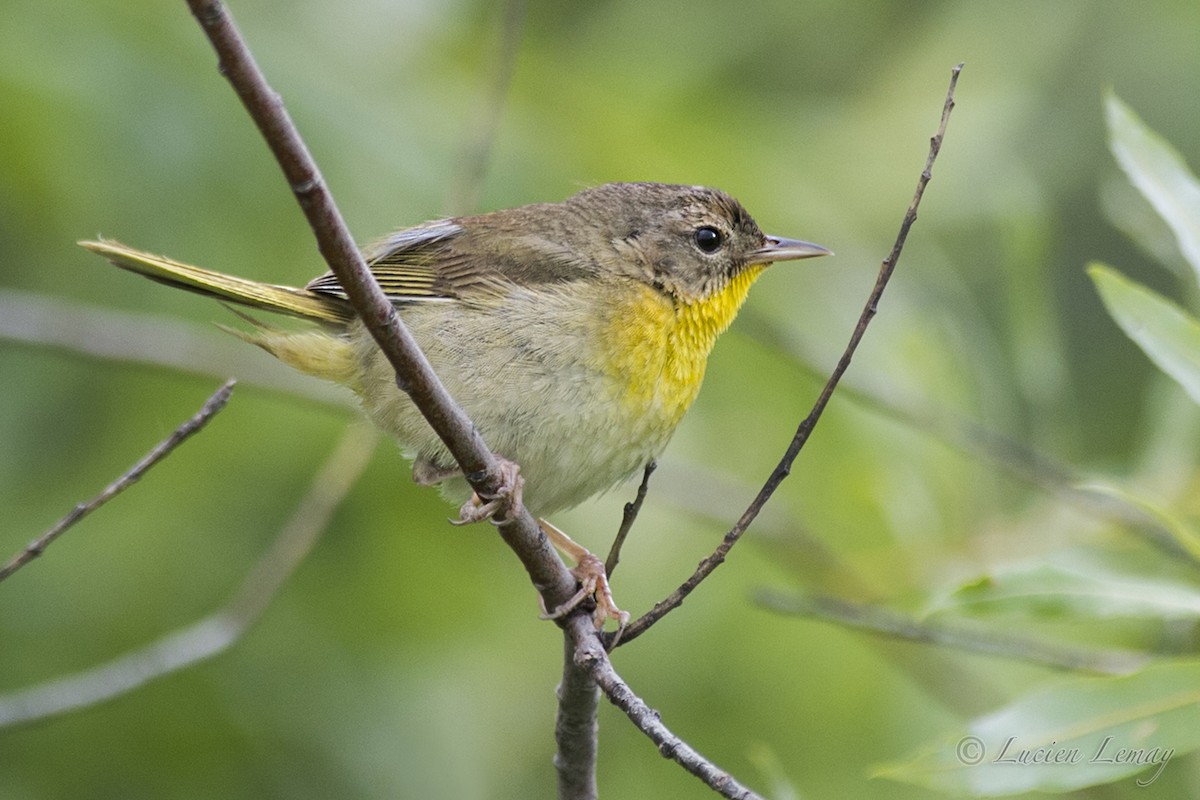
452,457,524,526
538,521,629,640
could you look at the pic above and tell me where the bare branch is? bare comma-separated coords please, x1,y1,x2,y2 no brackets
605,460,655,577
403,3,609,794
756,589,1151,676
0,380,235,584
182,0,576,610
567,616,765,800
0,288,353,407
739,311,1198,564
555,633,600,800
611,63,965,649
0,423,376,729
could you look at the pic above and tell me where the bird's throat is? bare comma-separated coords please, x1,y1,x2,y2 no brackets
608,265,766,427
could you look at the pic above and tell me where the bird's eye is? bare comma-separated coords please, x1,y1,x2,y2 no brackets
693,226,723,253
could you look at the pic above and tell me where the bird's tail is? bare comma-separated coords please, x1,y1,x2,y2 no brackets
80,239,353,325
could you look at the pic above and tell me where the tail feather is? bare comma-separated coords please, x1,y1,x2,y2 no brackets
80,239,353,325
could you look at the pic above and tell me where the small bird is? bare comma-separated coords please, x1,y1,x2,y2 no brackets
82,181,829,627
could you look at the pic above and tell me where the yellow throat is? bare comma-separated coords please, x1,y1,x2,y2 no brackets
608,264,766,425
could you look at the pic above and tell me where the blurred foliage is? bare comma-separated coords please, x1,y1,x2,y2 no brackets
3,1,1200,798
1090,93,1200,410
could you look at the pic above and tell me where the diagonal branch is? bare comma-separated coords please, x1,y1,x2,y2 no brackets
182,0,576,610
611,63,965,649
181,5,604,796
739,310,1199,564
0,379,235,584
0,423,377,729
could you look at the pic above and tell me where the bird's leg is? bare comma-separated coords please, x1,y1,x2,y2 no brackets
448,459,628,636
453,456,524,525
538,518,630,635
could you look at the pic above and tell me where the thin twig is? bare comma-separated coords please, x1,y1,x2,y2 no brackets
0,380,235,584
739,311,1197,564
755,589,1151,676
605,460,656,577
567,616,765,800
0,424,377,729
610,63,964,649
183,0,576,611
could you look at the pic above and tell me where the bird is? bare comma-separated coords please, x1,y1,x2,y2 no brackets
82,181,830,628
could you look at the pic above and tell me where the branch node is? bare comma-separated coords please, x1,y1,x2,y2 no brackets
195,0,222,27
291,175,322,196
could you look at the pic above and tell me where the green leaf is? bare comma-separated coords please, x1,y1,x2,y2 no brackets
942,552,1200,622
877,660,1200,795
1089,263,1200,406
1106,90,1200,284
932,538,1200,622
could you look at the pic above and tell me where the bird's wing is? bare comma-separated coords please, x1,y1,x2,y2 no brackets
305,216,594,306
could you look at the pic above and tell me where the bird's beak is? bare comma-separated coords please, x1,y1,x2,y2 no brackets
746,235,833,266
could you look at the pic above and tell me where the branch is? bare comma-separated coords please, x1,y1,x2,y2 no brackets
605,460,655,577
0,424,377,729
179,5,617,795
559,459,654,799
183,0,576,610
0,288,353,407
567,616,765,800
611,63,964,648
756,589,1151,676
556,631,600,800
0,380,235,584
738,311,1199,564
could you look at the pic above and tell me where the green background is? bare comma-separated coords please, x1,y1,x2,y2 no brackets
3,1,1199,798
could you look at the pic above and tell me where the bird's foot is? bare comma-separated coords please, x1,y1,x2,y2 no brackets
538,519,630,638
452,457,524,525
